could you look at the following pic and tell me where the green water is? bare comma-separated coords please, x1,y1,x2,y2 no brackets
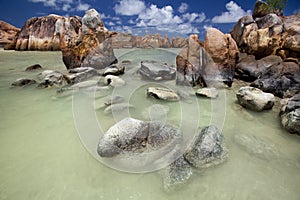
0,48,299,200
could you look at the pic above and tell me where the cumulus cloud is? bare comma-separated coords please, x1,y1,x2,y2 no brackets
28,0,91,12
114,0,146,16
182,12,206,23
178,2,188,13
211,1,251,23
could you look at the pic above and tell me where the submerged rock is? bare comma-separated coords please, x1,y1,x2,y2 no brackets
163,155,193,191
103,103,133,114
184,125,228,169
97,117,182,157
104,95,125,106
103,64,125,76
147,87,180,102
37,70,70,88
11,78,37,87
280,94,300,135
142,104,170,121
25,64,42,71
68,67,98,83
103,75,126,88
234,134,279,160
138,60,176,81
196,87,219,99
236,86,275,111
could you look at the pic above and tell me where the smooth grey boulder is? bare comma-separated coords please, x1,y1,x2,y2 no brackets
138,60,176,81
147,87,180,102
280,94,300,135
98,75,126,88
11,78,37,87
236,86,275,111
97,117,182,157
184,125,228,169
163,155,193,191
196,87,218,99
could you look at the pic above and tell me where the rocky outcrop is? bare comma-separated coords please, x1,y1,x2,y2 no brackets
172,37,187,48
250,61,300,98
184,125,228,168
10,14,81,51
133,34,172,48
236,86,275,111
147,87,180,102
280,94,300,135
0,20,20,48
97,117,182,157
61,9,117,70
37,70,70,88
138,60,176,81
111,32,133,48
176,31,238,87
235,55,282,81
231,10,300,60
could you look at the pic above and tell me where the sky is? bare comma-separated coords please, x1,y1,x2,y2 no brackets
0,0,299,38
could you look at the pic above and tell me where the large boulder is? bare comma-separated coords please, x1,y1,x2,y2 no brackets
235,55,282,81
236,86,275,111
250,61,300,98
184,125,228,168
97,117,182,157
138,60,176,81
0,20,20,48
111,32,133,48
172,37,187,48
60,9,117,69
12,14,81,51
231,13,300,60
280,94,300,135
204,28,239,83
176,31,238,87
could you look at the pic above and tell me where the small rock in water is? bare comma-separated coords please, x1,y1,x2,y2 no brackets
184,125,228,168
37,70,70,88
196,87,219,99
280,94,300,135
147,87,180,102
163,155,193,191
236,86,275,111
25,64,42,71
104,95,125,106
103,64,125,76
11,78,37,87
98,75,126,88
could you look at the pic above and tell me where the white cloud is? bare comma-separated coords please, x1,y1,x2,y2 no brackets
128,19,135,24
203,25,213,30
182,12,206,23
76,2,90,11
107,21,115,26
28,0,91,12
178,2,188,13
114,0,146,16
211,1,251,23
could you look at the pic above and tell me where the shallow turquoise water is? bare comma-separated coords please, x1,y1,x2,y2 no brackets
0,48,299,200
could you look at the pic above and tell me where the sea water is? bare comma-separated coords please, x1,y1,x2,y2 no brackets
0,48,299,200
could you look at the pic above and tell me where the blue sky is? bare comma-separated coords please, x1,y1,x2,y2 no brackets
0,0,299,38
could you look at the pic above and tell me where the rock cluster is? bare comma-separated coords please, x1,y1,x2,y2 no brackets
231,1,300,60
280,94,300,135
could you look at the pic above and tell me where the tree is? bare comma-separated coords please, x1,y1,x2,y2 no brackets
264,0,288,15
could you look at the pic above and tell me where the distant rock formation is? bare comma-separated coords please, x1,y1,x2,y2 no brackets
8,14,82,51
231,1,300,60
0,20,20,48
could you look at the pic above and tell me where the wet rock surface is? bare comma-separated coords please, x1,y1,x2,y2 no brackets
11,78,37,87
236,86,275,111
280,94,300,135
195,87,219,99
